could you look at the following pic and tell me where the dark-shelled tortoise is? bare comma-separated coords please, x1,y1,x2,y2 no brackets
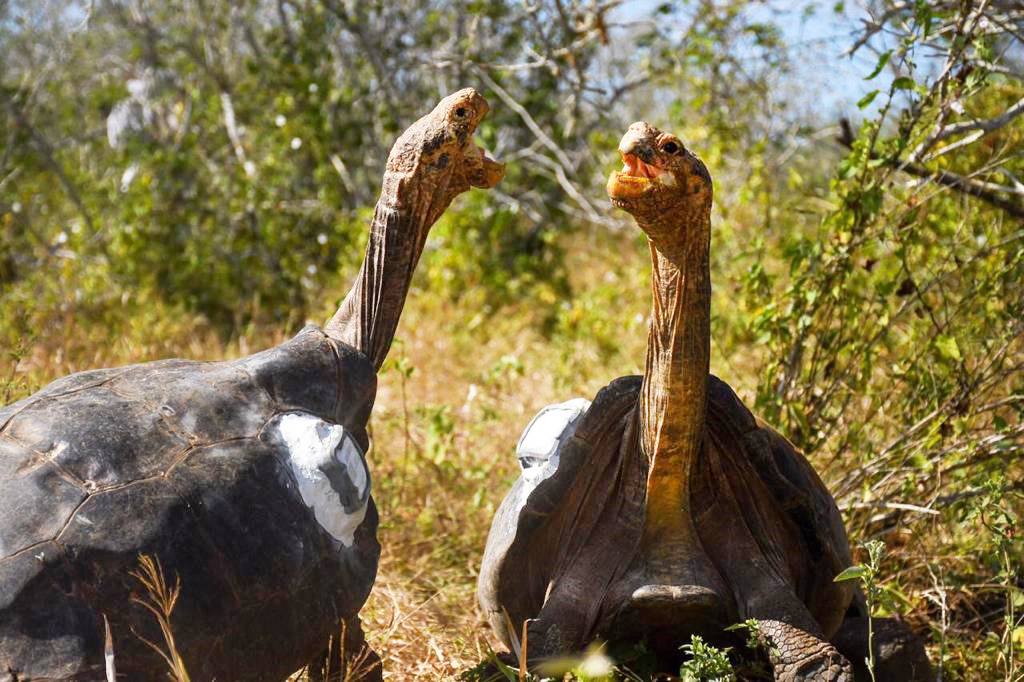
0,88,503,681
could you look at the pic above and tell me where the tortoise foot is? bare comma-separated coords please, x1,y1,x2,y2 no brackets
758,619,852,682
773,649,852,682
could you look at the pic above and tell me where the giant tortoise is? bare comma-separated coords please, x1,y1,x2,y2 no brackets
0,88,503,681
478,122,928,681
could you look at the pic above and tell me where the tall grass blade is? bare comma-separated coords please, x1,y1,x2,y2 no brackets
103,614,116,682
129,553,191,682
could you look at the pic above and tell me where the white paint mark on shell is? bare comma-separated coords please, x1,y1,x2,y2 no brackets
274,412,370,547
516,398,590,488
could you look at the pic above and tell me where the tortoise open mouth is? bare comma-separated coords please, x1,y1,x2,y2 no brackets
607,152,674,202
464,133,505,189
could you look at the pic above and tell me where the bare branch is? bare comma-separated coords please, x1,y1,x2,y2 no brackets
219,91,254,178
474,68,576,174
929,95,1024,147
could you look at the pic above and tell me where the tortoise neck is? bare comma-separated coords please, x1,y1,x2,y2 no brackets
325,172,442,371
638,211,711,543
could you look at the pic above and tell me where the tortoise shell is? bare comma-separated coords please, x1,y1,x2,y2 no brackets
0,327,380,681
479,374,853,653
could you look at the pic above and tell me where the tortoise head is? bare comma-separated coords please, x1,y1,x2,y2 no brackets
382,88,504,222
606,122,711,252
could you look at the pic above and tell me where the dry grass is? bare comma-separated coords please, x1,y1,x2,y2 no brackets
354,237,657,677
357,300,584,679
130,554,191,682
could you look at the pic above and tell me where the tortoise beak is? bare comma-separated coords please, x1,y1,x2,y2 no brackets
464,97,505,188
468,147,505,188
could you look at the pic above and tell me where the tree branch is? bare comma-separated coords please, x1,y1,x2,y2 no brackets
838,118,1024,220
930,95,1024,146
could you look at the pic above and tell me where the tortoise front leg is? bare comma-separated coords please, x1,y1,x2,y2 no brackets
755,619,853,682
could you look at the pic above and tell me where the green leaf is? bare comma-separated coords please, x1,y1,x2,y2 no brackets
865,51,891,80
857,90,879,109
936,335,962,361
892,76,916,91
834,565,866,582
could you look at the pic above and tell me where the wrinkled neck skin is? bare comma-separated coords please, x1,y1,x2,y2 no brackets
325,169,456,371
637,201,712,553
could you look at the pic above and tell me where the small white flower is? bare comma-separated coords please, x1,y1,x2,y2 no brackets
308,83,319,93
306,264,317,275
56,231,68,244
11,202,22,213
291,137,302,150
317,233,328,245
578,649,614,677
275,114,287,127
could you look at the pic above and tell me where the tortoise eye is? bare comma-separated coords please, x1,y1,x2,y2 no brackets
455,107,468,118
662,141,680,154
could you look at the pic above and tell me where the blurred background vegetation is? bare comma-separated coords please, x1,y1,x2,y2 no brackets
1,0,1022,679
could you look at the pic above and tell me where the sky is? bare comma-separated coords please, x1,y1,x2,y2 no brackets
611,0,899,119
760,1,897,115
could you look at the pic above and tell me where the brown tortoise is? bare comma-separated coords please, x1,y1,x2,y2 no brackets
0,89,503,681
478,122,929,680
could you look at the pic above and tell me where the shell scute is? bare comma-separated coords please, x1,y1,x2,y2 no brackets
109,359,273,443
4,387,188,489
0,438,85,561
31,366,128,400
240,329,341,421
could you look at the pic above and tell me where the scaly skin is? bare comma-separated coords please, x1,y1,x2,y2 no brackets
758,620,853,682
325,88,504,368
